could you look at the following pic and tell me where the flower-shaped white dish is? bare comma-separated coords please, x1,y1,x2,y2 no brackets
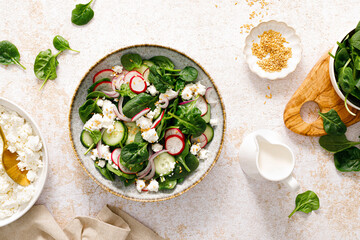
0,97,48,227
243,20,302,80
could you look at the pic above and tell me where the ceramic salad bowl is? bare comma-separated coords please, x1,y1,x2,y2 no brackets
69,44,225,202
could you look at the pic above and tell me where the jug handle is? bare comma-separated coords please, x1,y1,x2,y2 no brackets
282,175,300,192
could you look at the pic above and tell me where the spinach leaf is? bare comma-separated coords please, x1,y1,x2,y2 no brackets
334,47,350,73
356,21,360,32
319,134,360,153
83,129,102,155
34,49,59,90
334,147,360,172
53,35,79,52
175,79,186,91
288,191,320,218
150,56,174,69
338,59,354,94
121,142,149,164
122,93,158,118
116,83,137,98
134,131,144,143
148,65,172,93
167,154,199,180
168,111,206,137
175,139,191,172
355,56,360,71
176,99,199,116
318,109,347,135
106,164,136,179
159,179,177,190
179,66,198,82
95,161,114,181
121,53,142,71
119,156,144,172
0,40,26,69
88,78,111,93
71,0,94,26
78,98,102,123
86,91,112,100
350,30,360,51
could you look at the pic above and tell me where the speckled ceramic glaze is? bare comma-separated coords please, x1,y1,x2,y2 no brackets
69,45,225,202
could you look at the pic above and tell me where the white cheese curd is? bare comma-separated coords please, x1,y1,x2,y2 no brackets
181,86,193,100
159,89,178,101
181,82,207,100
141,129,159,143
97,160,106,168
190,143,201,155
0,105,43,219
147,179,159,192
99,144,112,163
147,85,158,96
112,65,123,74
195,82,207,96
198,149,209,160
210,118,218,126
96,99,104,107
146,107,161,120
152,143,163,152
136,116,152,131
90,148,98,161
102,100,117,133
136,179,146,192
84,114,103,132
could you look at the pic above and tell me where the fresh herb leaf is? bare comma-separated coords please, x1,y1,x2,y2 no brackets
120,142,149,164
121,53,142,71
71,0,94,26
150,56,175,69
122,93,158,118
318,109,347,135
86,91,112,100
334,147,360,172
175,139,191,172
174,79,186,91
78,98,102,123
148,65,173,93
334,47,350,74
34,49,59,90
355,56,360,71
350,30,360,51
356,21,360,33
167,154,199,180
95,161,114,181
288,191,320,218
179,66,198,82
158,179,177,190
168,110,206,137
116,83,137,98
0,40,26,69
319,134,360,153
53,35,79,52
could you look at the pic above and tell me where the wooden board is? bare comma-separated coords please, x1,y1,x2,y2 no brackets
283,52,360,136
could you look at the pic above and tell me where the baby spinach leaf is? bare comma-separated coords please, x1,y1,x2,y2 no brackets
334,147,360,172
53,35,79,52
120,142,149,164
71,0,94,26
150,56,174,69
87,78,111,93
106,164,136,179
350,30,360,51
34,49,59,90
288,191,320,218
121,53,142,71
122,93,158,118
95,161,114,181
167,154,199,180
86,91,112,100
119,157,144,172
159,179,177,190
355,56,360,71
148,65,172,93
318,109,347,135
78,98,102,123
334,47,350,73
179,66,198,82
83,129,102,155
338,59,354,94
356,21,360,33
116,83,137,98
0,40,26,69
319,134,360,153
175,79,186,91
168,111,206,137
175,139,191,172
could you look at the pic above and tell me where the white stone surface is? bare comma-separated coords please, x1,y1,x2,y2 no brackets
0,0,360,239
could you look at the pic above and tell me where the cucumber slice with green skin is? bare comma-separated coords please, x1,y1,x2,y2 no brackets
201,104,211,123
143,60,155,68
102,121,127,147
203,124,214,143
159,179,177,190
124,122,141,145
154,152,176,176
87,78,111,93
80,130,94,148
152,107,162,120
133,64,149,74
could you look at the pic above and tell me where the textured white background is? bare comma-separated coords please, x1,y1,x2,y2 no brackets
1,0,360,239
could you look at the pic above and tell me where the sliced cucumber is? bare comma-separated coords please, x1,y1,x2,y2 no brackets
203,124,214,143
80,130,94,148
154,152,176,176
201,104,211,123
124,122,141,145
133,64,149,74
143,60,154,68
102,121,127,147
87,78,111,93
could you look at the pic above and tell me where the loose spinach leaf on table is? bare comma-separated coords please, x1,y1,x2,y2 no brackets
150,56,175,69
71,0,94,26
120,142,149,164
319,134,360,153
334,147,360,172
34,49,59,90
318,109,347,135
288,191,320,218
121,53,142,71
95,161,114,181
79,98,102,123
122,93,158,118
0,40,26,69
53,35,79,52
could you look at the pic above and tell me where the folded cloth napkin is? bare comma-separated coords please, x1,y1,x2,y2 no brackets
0,205,164,240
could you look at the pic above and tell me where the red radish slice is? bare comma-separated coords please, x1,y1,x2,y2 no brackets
124,71,142,83
111,148,121,167
93,81,113,92
195,96,208,116
205,87,217,104
179,100,195,105
165,128,184,140
131,108,151,122
130,76,147,94
191,134,208,148
102,90,119,98
143,68,150,84
118,156,137,175
165,135,185,155
159,97,169,108
151,111,164,129
93,69,115,83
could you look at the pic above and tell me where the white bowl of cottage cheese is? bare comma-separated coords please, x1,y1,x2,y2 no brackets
0,97,48,227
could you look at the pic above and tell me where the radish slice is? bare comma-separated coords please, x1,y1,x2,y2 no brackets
205,87,217,104
159,97,169,108
118,156,137,175
96,141,102,159
191,134,208,148
112,74,124,91
129,75,147,94
124,71,142,83
131,108,151,122
195,96,208,116
93,81,113,92
113,106,132,122
151,111,164,129
93,69,114,83
102,90,119,98
111,148,121,167
165,128,185,140
179,100,195,105
165,135,185,155
143,68,150,85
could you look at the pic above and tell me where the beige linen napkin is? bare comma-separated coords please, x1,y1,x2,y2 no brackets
0,205,164,240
